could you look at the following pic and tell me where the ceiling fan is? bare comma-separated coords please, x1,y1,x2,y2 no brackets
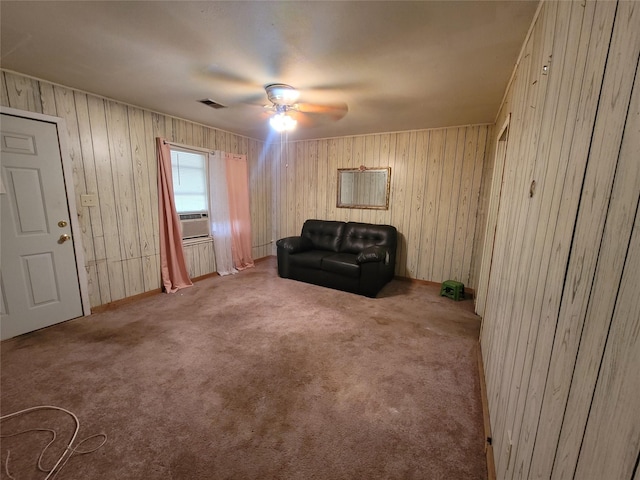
197,67,351,132
263,83,348,133
264,84,301,132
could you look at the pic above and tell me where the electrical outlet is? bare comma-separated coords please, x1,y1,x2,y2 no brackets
80,194,98,207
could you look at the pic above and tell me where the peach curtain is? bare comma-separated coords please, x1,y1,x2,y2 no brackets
208,152,254,274
225,153,254,271
157,138,193,293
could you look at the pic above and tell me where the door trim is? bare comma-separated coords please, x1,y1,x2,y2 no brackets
1,106,91,318
476,113,511,321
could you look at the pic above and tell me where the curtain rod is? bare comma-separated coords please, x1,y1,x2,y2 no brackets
162,140,214,155
162,140,245,160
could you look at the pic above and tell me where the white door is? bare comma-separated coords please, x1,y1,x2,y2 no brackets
1,113,83,339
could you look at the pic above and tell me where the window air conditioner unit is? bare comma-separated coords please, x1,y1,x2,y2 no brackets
179,213,210,240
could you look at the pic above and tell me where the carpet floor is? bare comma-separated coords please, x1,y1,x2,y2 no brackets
1,258,487,479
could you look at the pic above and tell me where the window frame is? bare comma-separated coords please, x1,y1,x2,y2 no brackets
169,146,209,215
168,144,211,243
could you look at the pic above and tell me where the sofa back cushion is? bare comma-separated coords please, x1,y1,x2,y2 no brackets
301,219,345,252
341,222,397,254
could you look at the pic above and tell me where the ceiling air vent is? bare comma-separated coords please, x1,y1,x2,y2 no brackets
199,99,226,109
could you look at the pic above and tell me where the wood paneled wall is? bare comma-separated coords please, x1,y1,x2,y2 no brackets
477,1,640,479
0,71,273,307
269,125,489,285
1,69,491,310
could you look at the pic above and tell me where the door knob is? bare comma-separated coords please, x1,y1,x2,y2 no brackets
58,234,71,243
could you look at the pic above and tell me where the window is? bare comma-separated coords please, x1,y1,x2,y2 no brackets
170,148,208,214
170,147,210,240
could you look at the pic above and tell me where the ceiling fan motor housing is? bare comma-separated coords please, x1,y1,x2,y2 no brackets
266,84,300,106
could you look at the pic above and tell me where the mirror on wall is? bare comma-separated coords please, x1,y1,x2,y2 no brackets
337,166,391,210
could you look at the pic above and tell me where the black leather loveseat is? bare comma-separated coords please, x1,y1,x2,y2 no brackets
276,219,397,297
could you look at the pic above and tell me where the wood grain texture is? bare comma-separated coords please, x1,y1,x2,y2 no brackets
478,1,640,479
87,96,126,302
4,72,41,113
1,71,269,307
551,39,640,479
482,11,537,438
530,3,640,479
1,72,489,312
491,8,553,475
74,91,106,306
573,203,640,480
270,125,489,285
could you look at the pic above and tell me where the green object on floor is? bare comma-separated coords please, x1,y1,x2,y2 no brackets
440,280,465,301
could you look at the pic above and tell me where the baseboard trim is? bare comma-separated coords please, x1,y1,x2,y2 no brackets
394,275,476,296
477,342,496,480
90,258,475,312
191,272,219,282
91,288,163,314
486,444,496,480
91,257,274,314
254,255,274,263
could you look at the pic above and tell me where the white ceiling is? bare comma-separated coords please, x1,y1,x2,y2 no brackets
0,1,539,141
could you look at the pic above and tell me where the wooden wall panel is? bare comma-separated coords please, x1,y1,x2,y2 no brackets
4,73,42,113
106,101,145,298
1,71,270,307
87,94,125,303
183,239,216,279
508,3,615,474
74,92,106,306
529,3,639,479
405,131,426,278
421,129,445,280
482,7,541,455
270,124,489,285
573,206,639,480
2,72,490,306
478,1,640,479
488,4,557,475
249,136,274,260
552,45,640,479
456,127,483,282
390,132,412,277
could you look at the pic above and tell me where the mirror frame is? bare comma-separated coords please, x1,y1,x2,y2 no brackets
337,166,391,210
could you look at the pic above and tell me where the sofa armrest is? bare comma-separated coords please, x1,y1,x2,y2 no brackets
276,236,313,254
356,245,389,264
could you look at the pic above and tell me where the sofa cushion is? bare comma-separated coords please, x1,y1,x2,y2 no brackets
301,219,345,252
322,253,360,278
289,250,335,269
341,222,396,254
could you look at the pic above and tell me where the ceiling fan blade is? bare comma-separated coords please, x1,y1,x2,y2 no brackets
235,93,271,107
200,66,261,89
287,106,347,128
300,80,368,94
287,110,317,128
295,102,348,121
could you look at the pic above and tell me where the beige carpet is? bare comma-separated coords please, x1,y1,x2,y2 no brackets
1,257,487,479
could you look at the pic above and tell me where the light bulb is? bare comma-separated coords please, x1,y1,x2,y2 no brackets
269,113,297,132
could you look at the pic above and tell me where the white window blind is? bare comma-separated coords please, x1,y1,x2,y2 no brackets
170,148,208,213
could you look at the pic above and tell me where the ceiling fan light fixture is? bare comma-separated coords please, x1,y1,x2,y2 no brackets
265,83,300,105
269,113,297,132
